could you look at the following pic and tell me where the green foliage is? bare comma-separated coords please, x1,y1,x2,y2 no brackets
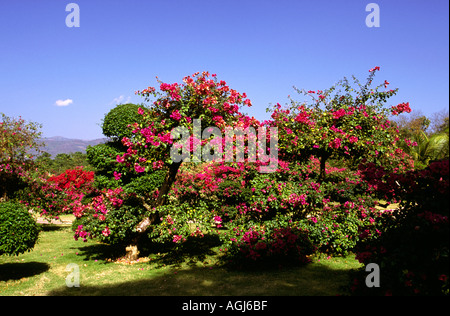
123,169,166,196
86,142,127,190
409,131,449,168
86,143,123,174
0,202,39,256
87,142,166,193
36,151,93,174
148,201,213,247
394,111,449,169
102,103,145,141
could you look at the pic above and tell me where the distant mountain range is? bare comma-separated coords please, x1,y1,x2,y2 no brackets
40,136,107,157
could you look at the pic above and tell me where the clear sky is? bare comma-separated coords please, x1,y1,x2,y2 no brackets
0,0,448,140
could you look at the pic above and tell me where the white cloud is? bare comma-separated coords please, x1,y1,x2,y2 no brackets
55,99,73,107
110,95,131,105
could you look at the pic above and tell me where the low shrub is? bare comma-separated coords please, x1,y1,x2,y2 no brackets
72,187,147,245
298,198,381,256
0,201,39,256
220,219,316,269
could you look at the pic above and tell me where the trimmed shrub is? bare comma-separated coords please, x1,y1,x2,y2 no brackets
102,103,145,141
0,201,39,256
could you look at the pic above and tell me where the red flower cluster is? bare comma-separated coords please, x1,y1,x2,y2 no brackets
391,102,411,115
328,137,342,149
47,167,94,192
332,108,347,120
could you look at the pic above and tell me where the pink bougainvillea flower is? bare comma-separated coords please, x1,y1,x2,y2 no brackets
438,274,448,282
170,109,182,121
173,235,184,243
134,164,145,173
332,109,346,120
116,155,125,163
391,102,411,116
113,171,122,180
328,138,342,149
102,227,111,237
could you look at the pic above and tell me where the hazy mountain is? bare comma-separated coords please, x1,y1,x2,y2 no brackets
39,136,107,157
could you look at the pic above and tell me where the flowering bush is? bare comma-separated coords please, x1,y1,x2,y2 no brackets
17,167,94,220
167,149,389,261
112,71,258,245
298,198,381,255
47,167,94,193
146,201,213,248
220,220,316,268
351,160,449,296
118,71,255,175
69,69,430,273
72,187,149,245
1,113,43,199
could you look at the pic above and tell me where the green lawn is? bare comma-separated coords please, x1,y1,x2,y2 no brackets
0,224,362,296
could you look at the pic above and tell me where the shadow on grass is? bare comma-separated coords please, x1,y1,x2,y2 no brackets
47,261,354,296
71,234,223,266
145,234,223,267
71,243,127,262
0,262,50,281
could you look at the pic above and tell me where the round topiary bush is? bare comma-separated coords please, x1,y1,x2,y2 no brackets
0,201,39,256
102,103,145,141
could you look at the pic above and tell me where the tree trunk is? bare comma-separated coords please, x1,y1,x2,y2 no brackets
136,161,181,232
125,244,140,261
318,154,328,183
124,162,182,260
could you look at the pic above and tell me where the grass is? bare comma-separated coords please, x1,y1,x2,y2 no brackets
0,224,362,296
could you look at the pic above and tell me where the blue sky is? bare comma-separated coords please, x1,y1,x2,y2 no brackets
0,0,448,140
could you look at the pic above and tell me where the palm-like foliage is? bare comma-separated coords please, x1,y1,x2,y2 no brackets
408,128,449,169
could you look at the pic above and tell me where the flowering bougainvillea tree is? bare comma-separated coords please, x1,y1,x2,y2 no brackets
267,68,414,181
116,72,257,231
76,71,260,259
0,113,43,200
70,68,426,270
